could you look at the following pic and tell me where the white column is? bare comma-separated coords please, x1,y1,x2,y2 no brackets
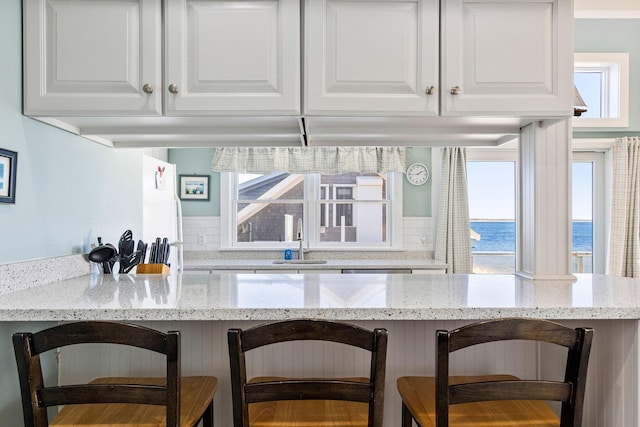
517,119,575,280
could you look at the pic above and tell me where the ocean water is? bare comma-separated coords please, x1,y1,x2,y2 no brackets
470,221,593,252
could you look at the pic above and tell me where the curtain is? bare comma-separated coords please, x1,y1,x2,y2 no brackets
434,147,473,273
609,137,640,277
211,146,405,174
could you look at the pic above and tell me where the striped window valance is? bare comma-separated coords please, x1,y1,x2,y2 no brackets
211,146,406,174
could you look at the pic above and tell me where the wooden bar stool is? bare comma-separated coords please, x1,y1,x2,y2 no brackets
13,321,218,427
228,319,388,427
397,318,593,427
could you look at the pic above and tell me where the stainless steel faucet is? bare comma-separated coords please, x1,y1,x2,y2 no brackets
297,218,304,260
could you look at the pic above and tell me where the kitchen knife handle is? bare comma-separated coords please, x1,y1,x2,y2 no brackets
161,238,169,265
149,243,157,264
155,238,162,263
163,244,170,266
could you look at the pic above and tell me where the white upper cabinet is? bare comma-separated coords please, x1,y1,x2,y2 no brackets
305,0,439,115
23,0,300,117
305,0,573,117
23,0,162,116
441,0,573,117
164,0,300,115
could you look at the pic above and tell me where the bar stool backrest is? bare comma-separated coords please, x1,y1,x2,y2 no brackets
436,318,593,427
13,321,180,427
228,319,388,427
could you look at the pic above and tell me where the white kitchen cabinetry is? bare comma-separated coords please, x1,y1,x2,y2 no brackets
441,0,573,116
164,0,300,115
23,0,162,116
23,0,300,117
412,269,447,274
305,0,572,117
305,0,439,115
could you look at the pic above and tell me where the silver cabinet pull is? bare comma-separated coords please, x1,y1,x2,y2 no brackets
425,85,436,95
142,84,153,94
168,84,178,94
450,86,461,95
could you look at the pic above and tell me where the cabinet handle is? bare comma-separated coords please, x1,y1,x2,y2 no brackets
142,84,154,94
450,86,461,95
168,84,178,94
425,85,436,95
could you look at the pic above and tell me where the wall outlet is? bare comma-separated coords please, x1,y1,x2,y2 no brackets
198,234,206,245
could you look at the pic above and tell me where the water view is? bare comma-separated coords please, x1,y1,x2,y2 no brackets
471,221,593,274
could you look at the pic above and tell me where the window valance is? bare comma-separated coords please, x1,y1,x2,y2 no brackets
211,147,406,174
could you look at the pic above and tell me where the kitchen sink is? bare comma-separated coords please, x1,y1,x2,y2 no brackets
273,260,328,264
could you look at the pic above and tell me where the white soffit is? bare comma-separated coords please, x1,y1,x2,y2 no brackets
575,0,640,18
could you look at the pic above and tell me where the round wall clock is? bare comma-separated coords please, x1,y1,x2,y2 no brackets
406,163,429,185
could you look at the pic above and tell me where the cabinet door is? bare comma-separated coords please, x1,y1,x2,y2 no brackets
164,0,300,115
441,0,573,117
23,0,162,116
305,0,439,115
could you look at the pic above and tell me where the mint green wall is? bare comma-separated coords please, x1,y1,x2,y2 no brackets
403,147,432,217
0,0,146,264
169,147,433,217
574,19,640,136
169,148,220,216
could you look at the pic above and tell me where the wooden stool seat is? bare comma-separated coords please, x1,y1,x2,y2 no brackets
248,377,370,427
398,375,560,427
52,376,218,427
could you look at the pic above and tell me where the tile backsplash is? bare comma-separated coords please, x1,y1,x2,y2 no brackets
182,216,434,253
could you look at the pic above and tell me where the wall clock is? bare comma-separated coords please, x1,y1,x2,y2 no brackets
406,163,429,185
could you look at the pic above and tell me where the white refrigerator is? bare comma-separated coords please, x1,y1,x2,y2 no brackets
141,155,183,272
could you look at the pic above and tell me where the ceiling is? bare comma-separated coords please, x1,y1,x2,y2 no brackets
574,0,640,18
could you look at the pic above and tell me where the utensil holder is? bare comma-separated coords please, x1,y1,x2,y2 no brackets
136,263,170,274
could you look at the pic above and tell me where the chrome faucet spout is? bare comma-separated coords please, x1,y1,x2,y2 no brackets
297,218,304,260
298,238,304,260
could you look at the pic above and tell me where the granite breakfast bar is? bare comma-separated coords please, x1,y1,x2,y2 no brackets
0,272,637,426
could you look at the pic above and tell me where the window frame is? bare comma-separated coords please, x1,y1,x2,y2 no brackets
572,150,607,274
573,52,629,128
220,172,403,250
332,184,355,227
465,144,609,275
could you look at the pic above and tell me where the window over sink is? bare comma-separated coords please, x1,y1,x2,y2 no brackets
220,172,402,250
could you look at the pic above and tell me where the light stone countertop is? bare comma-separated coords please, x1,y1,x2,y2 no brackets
183,258,448,271
0,273,638,321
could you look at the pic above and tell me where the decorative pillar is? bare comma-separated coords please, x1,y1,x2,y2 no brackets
517,119,575,280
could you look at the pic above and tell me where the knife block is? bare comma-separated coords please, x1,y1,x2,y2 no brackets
136,263,170,274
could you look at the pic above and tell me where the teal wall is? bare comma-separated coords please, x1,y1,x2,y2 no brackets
168,147,433,218
169,148,220,216
574,19,640,136
0,0,147,264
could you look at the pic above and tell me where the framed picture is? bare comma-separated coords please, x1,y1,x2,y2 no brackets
0,148,17,204
179,174,210,201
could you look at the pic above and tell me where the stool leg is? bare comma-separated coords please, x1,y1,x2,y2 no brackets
202,400,214,427
402,402,415,427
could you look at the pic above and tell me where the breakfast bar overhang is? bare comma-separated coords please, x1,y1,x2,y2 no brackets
0,272,636,426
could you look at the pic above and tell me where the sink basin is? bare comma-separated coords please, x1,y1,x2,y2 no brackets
272,260,328,265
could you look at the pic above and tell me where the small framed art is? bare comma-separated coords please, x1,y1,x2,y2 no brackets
0,148,17,204
179,175,210,201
